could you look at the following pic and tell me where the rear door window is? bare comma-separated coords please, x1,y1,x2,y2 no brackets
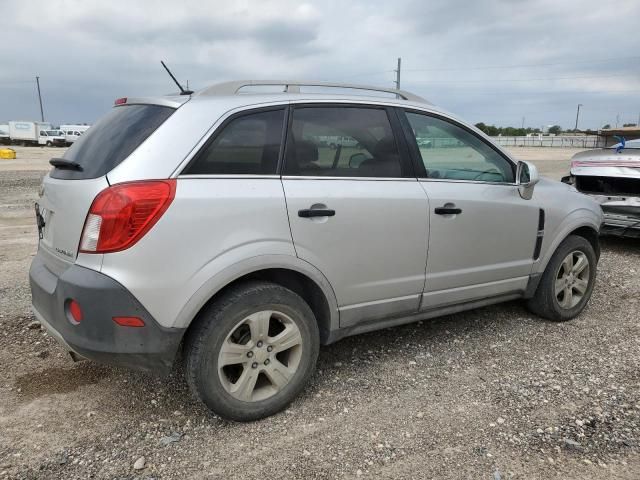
283,106,406,178
51,104,175,180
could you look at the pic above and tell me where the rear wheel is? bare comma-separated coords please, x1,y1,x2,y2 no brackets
185,281,319,421
527,235,597,321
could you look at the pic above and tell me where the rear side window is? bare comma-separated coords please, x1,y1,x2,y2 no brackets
283,107,405,178
51,104,174,180
184,109,285,175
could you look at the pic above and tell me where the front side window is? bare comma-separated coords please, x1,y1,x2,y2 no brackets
284,107,404,178
405,112,514,183
185,109,285,175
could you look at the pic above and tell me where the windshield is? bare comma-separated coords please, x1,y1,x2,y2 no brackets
47,130,62,135
51,104,175,180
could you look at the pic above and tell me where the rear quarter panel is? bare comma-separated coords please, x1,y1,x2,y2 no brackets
99,178,296,328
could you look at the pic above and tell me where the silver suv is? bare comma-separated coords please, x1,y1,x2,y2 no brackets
30,81,603,421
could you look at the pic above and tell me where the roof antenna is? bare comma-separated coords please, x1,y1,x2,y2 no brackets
161,60,193,95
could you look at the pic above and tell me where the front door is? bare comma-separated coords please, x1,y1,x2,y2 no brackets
401,110,540,309
282,105,429,327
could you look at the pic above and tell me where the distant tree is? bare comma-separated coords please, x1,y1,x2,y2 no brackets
623,123,637,127
548,125,562,135
474,122,488,133
602,124,611,129
485,125,500,136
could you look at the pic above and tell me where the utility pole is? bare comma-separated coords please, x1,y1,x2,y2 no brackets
394,57,401,90
616,114,620,128
521,116,525,129
574,103,582,131
35,76,44,122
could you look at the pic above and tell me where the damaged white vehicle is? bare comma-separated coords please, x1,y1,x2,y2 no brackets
563,139,640,238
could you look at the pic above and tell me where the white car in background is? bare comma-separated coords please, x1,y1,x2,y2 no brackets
38,130,67,147
60,124,91,146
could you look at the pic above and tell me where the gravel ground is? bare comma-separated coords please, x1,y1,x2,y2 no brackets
0,146,638,479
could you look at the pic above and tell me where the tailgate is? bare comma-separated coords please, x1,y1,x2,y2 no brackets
37,174,108,272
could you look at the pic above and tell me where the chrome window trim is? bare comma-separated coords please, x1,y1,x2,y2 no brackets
282,175,417,182
419,178,517,187
178,174,280,180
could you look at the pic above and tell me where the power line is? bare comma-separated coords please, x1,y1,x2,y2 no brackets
0,79,35,85
403,55,640,72
339,55,640,81
422,88,640,94
408,72,640,84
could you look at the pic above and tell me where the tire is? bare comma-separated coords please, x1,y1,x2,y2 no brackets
46,141,52,147
185,281,320,421
527,235,597,321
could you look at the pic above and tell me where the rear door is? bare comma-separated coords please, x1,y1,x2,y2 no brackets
282,104,429,327
400,110,540,309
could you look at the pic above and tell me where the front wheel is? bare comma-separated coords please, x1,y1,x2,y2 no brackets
185,281,319,421
527,235,597,321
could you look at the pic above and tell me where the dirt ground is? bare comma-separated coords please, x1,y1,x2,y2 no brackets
0,146,639,479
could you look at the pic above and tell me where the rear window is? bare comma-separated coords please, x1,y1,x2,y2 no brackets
51,104,174,179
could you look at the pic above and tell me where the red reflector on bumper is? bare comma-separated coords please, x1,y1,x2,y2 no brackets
68,300,83,323
113,316,145,327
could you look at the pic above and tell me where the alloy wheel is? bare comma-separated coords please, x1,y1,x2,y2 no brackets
217,310,303,402
555,250,590,309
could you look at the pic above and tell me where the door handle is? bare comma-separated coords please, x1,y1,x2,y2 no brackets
434,206,462,215
298,208,336,218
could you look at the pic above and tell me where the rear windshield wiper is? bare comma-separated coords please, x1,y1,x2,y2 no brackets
49,158,83,171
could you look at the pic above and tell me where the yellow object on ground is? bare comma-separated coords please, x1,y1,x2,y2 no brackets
0,148,16,159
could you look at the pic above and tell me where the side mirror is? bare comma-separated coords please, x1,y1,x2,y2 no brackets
516,161,539,200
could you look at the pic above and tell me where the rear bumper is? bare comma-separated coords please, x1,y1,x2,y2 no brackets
29,252,185,374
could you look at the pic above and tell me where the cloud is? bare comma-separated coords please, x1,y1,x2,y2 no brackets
1,0,638,128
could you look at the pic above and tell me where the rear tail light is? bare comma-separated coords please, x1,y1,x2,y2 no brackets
79,180,176,254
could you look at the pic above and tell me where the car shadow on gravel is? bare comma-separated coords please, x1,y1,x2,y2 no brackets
600,235,640,252
14,363,116,402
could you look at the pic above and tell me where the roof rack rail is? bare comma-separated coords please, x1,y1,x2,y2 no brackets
196,80,429,103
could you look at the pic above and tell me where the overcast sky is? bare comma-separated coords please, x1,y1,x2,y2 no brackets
2,0,639,129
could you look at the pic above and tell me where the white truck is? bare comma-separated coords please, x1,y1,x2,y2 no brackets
60,124,91,145
7,121,67,146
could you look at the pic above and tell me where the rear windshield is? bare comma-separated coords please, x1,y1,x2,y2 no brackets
51,104,174,180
